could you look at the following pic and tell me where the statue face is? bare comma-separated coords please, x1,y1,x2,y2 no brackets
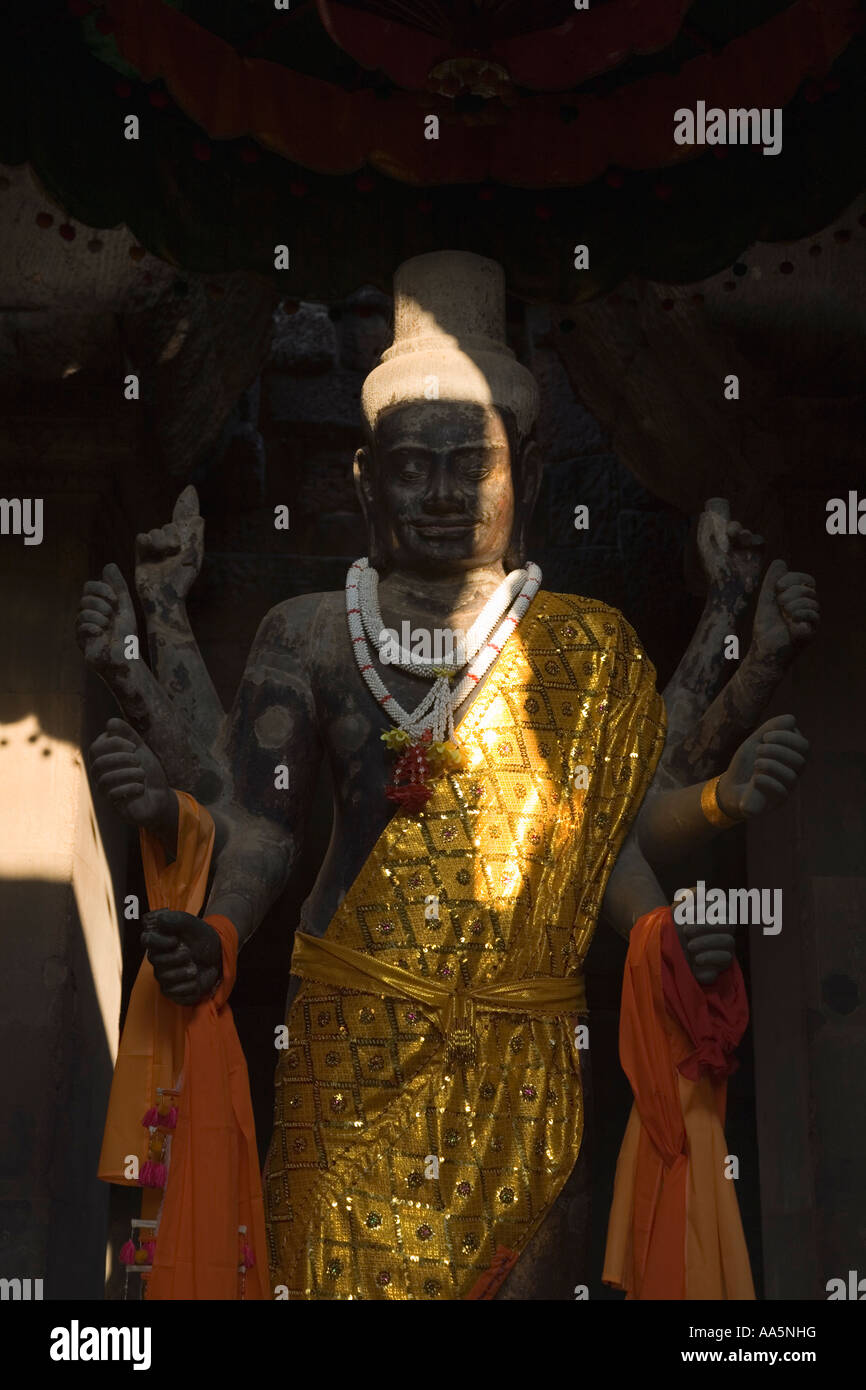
359,400,521,573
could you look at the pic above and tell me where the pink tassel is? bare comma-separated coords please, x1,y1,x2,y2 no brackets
144,1240,157,1262
141,1107,159,1128
242,1244,255,1269
139,1159,165,1188
119,1240,136,1265
165,1106,178,1129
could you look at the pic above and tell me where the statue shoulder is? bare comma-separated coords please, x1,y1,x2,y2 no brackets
540,590,642,644
540,590,655,682
253,591,340,658
262,590,338,627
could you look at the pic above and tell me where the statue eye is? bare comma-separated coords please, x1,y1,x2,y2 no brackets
459,454,493,477
390,450,427,479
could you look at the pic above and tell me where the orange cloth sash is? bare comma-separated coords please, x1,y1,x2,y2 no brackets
603,905,755,1300
98,791,267,1300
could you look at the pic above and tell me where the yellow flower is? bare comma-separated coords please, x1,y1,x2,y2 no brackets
381,728,412,751
429,740,464,772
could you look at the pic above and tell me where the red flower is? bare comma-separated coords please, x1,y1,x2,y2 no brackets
386,782,432,813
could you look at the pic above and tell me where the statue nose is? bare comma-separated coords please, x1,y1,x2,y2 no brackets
423,458,466,513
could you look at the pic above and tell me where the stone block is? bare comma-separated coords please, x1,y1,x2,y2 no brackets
264,366,364,430
544,455,621,549
269,301,338,373
532,345,607,462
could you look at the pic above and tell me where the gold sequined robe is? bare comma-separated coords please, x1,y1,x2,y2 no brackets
265,590,667,1299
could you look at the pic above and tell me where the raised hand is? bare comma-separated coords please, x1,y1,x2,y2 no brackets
89,718,177,844
697,499,764,609
76,563,138,674
135,485,204,605
751,559,820,665
717,713,809,821
141,909,222,1005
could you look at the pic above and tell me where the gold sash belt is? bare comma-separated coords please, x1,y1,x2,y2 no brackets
291,931,585,1067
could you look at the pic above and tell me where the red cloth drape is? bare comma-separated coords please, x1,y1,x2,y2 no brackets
603,905,754,1300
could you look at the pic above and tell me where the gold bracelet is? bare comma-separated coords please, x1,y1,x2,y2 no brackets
700,775,740,829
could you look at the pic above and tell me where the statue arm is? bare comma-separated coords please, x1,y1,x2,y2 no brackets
656,500,763,785
601,826,667,940
134,487,226,750
605,715,806,986
77,562,228,801
203,595,325,947
602,828,739,986
603,709,809,980
85,586,324,998
664,561,820,784
636,713,809,866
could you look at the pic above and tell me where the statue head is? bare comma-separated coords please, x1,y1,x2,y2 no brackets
354,251,541,575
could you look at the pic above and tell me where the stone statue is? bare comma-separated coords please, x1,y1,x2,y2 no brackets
77,251,818,1299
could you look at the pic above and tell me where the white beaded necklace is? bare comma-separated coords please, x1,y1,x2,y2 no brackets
346,557,542,744
357,560,528,678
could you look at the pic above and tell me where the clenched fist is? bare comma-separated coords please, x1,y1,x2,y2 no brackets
141,909,222,1005
677,915,738,986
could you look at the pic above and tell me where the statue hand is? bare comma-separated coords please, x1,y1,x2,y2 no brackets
751,559,820,666
717,714,809,820
135,485,204,605
89,718,176,835
676,917,737,986
697,500,763,607
141,909,222,1005
76,562,138,673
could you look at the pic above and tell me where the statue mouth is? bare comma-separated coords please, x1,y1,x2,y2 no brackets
412,520,477,537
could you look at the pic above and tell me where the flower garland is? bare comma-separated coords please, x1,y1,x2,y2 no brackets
345,557,541,811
